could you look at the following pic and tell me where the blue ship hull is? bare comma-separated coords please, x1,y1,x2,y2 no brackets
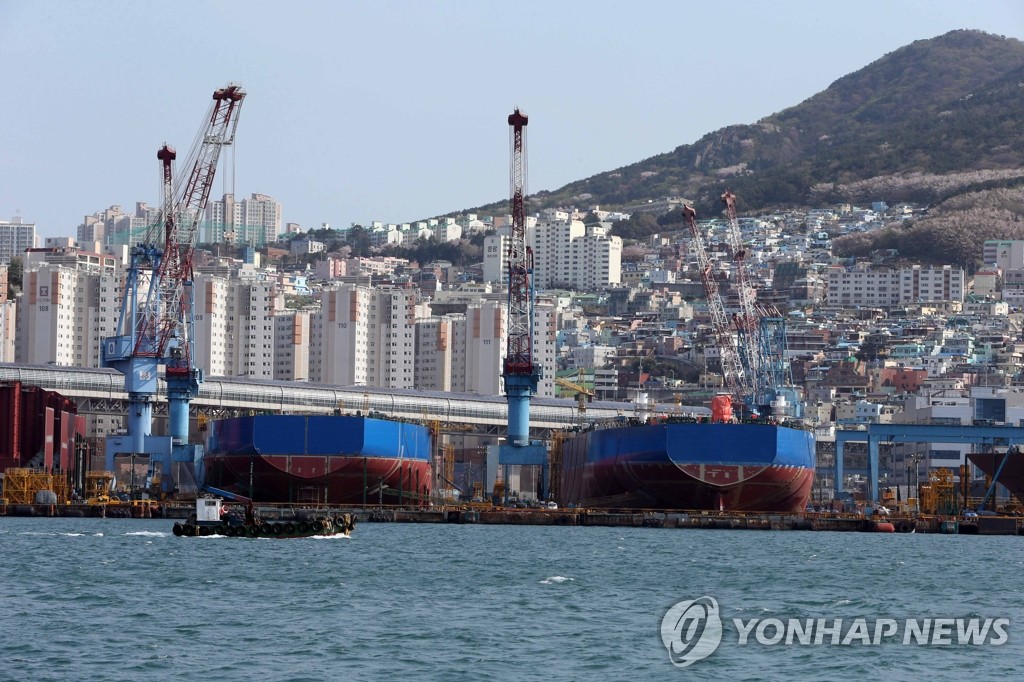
558,421,815,511
203,415,432,504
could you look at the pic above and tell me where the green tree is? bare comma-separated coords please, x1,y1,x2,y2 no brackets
7,256,23,297
344,225,373,257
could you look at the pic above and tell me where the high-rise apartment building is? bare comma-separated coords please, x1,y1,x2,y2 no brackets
483,217,622,291
89,203,162,247
274,310,311,381
366,287,418,389
0,217,37,265
414,315,460,392
204,193,282,246
826,265,965,306
464,301,506,396
312,284,371,386
225,277,277,378
15,265,120,367
193,274,230,377
0,301,15,362
311,284,424,389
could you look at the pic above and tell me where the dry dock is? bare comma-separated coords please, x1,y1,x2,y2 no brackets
3,502,1020,535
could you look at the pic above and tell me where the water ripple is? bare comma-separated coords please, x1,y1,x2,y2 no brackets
0,518,1020,680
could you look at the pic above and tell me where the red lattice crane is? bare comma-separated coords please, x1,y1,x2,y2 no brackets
103,83,245,476
502,108,540,446
721,190,761,395
682,204,746,392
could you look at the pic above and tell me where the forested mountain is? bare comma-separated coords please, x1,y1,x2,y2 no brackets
460,29,1024,257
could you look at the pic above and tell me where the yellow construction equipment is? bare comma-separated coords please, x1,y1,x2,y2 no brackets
2,468,70,505
85,470,115,501
918,468,956,515
554,369,595,417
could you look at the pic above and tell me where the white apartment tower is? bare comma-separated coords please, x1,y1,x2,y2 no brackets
312,284,419,390
483,218,622,291
274,310,311,381
532,300,557,398
827,265,965,307
193,274,230,377
366,287,418,389
224,278,277,378
0,301,14,362
1,217,37,265
15,265,120,366
312,284,371,386
464,301,507,396
205,193,283,247
533,218,585,289
414,316,458,392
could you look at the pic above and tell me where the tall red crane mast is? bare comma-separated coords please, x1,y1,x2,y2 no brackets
682,205,746,391
721,190,761,395
502,108,540,446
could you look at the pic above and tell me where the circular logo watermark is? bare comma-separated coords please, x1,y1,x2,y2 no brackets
660,596,723,668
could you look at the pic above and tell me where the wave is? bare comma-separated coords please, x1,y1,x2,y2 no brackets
540,576,574,585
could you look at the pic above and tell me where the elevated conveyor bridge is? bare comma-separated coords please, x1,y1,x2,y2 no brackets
0,363,704,441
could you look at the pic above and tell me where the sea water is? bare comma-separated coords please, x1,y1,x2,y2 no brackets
1,518,1021,681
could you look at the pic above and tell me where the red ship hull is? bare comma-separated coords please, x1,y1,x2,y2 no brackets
203,415,433,505
558,421,816,512
205,454,431,506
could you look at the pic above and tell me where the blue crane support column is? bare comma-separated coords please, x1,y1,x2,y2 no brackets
487,107,548,502
102,243,163,471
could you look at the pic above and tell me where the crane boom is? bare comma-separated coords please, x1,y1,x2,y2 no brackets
682,204,746,392
721,190,761,397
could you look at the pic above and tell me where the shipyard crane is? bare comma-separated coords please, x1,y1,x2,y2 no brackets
721,190,761,396
682,204,746,392
103,83,245,494
486,108,547,503
503,107,541,445
720,191,800,416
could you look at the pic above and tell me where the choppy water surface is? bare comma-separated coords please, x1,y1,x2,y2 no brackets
1,518,1021,680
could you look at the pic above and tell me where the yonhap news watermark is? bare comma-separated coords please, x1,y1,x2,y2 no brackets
660,596,1009,668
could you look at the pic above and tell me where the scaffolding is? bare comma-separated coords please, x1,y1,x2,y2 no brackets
2,468,71,505
85,471,115,501
919,468,957,515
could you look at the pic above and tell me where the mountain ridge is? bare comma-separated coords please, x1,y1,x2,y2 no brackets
455,29,1024,223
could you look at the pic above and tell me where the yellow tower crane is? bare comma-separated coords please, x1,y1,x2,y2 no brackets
554,369,595,420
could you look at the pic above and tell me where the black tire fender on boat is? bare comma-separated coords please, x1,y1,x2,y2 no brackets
261,522,273,535
272,523,284,536
283,522,296,535
172,523,184,537
311,521,324,533
213,525,226,536
199,526,211,537
298,521,310,533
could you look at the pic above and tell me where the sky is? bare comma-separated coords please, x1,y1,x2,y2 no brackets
2,0,1023,241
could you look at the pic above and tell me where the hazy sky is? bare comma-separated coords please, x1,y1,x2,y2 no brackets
2,0,1022,240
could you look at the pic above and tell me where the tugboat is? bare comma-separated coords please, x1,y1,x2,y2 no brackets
172,488,354,539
